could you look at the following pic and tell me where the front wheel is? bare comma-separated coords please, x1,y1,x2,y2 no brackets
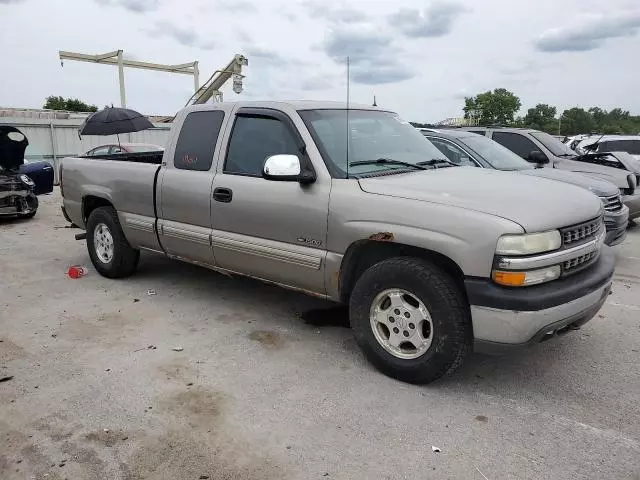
86,206,139,278
349,257,472,384
20,196,38,218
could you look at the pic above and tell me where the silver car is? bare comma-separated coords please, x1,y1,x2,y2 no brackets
462,126,640,219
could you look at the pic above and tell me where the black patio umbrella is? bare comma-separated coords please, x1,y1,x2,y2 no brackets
78,107,154,142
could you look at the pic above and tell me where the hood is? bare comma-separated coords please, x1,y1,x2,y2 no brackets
358,167,602,233
552,155,634,189
609,151,640,174
519,168,618,197
0,126,28,171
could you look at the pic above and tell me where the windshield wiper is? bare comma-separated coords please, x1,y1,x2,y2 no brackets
556,153,576,158
417,158,456,167
349,158,427,170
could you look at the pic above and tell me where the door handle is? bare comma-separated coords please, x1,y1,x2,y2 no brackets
213,187,233,203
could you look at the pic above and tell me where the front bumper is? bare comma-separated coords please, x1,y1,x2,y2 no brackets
604,205,629,246
622,192,640,220
466,247,615,352
0,191,38,217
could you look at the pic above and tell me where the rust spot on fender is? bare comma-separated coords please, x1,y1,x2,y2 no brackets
331,270,340,289
369,232,394,242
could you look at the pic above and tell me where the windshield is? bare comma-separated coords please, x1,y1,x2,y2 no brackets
298,109,447,177
459,134,533,170
598,140,640,155
530,131,576,157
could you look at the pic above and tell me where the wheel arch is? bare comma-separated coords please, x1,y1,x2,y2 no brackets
338,240,467,304
82,195,114,224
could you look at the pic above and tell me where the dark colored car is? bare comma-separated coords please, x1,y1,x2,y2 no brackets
421,128,629,246
20,159,54,195
0,126,38,219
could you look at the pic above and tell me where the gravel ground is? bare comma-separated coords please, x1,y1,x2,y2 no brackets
1,190,639,480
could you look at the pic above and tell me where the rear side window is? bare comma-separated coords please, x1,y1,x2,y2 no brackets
492,132,540,160
224,115,299,176
173,110,224,171
90,146,110,156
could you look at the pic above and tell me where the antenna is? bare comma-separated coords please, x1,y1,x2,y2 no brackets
346,56,350,179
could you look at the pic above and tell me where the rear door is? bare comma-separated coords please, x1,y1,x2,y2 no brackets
157,108,226,265
210,107,330,294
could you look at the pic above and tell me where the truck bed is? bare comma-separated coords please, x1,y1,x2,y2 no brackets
79,151,164,164
61,156,161,234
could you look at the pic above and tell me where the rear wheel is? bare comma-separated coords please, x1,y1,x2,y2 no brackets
349,257,472,384
86,206,139,278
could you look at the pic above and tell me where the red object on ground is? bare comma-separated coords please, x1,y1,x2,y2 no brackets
68,265,88,279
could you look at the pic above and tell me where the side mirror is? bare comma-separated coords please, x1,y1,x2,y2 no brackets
528,150,549,164
263,154,302,181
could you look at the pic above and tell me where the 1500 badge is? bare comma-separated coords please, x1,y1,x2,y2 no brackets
297,237,322,247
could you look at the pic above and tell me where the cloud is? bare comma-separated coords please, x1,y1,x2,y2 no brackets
389,2,467,38
300,75,334,91
149,21,215,50
283,12,297,22
323,24,415,85
243,45,288,66
535,10,640,52
216,0,256,13
0,0,26,3
95,0,159,12
303,1,368,24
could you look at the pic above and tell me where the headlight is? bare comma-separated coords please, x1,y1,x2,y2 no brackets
496,230,561,255
19,174,35,187
492,265,561,287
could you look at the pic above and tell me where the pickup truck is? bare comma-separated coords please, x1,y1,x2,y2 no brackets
60,101,615,384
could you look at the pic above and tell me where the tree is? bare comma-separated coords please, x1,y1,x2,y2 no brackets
463,88,521,125
559,107,596,136
523,104,557,132
43,96,98,112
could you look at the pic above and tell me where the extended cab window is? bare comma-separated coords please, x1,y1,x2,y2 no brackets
492,132,542,161
224,115,299,176
174,110,224,171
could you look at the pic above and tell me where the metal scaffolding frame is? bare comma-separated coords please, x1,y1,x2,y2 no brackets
59,50,200,108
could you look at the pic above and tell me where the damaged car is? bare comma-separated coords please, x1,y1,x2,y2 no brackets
0,126,39,219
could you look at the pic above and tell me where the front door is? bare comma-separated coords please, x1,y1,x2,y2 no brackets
210,109,330,295
158,109,225,266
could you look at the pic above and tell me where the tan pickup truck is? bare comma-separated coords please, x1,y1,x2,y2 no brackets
60,101,615,384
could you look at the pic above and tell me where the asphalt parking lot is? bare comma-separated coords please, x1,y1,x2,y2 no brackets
1,190,640,480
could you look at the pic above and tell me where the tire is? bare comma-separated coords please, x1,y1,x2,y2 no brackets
86,206,140,278
349,257,472,384
20,196,38,218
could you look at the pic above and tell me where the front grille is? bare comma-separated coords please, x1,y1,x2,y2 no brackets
602,194,623,212
0,177,24,192
563,250,598,273
561,217,602,246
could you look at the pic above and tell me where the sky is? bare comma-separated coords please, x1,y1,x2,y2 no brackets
0,0,639,122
